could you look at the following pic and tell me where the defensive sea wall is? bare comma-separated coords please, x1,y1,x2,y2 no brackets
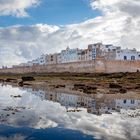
0,59,140,74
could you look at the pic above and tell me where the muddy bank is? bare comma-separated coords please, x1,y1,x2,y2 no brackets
0,72,140,95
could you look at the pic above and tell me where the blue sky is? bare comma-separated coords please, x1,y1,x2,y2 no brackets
0,0,100,27
0,0,140,67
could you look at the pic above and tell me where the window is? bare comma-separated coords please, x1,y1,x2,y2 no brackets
123,100,126,104
131,100,135,104
131,56,135,60
124,56,127,60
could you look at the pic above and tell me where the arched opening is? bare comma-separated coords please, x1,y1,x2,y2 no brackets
131,56,135,60
124,56,127,60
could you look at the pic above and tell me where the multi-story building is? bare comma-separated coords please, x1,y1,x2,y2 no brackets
115,48,140,60
37,54,47,65
87,43,103,60
96,44,121,60
78,50,86,61
60,47,80,63
46,53,57,65
16,43,140,68
57,53,62,64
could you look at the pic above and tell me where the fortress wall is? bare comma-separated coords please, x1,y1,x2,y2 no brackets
105,60,140,73
0,59,140,74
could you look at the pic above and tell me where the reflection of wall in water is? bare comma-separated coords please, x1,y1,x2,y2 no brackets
26,87,140,115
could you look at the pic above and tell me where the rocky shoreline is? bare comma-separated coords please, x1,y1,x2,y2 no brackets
0,72,140,96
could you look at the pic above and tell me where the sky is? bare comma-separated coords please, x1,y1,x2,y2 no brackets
0,0,140,67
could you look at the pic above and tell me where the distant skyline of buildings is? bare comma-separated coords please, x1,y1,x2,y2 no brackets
12,42,140,68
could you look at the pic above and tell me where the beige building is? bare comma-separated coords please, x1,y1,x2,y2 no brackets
57,53,62,64
46,53,58,65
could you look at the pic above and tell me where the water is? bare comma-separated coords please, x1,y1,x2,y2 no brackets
0,84,140,140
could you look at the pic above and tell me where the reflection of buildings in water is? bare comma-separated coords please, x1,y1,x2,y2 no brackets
45,91,57,102
89,99,140,115
23,87,46,100
56,93,96,112
27,87,140,115
87,98,116,115
115,99,140,110
29,88,96,112
57,93,78,107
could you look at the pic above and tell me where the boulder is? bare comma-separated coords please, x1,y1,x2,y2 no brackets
5,78,17,82
21,76,35,81
0,79,4,82
109,83,122,89
18,81,23,87
119,88,127,93
55,85,65,88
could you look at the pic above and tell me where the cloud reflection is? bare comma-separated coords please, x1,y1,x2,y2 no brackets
0,84,140,140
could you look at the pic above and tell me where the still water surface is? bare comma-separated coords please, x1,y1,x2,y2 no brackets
0,84,140,140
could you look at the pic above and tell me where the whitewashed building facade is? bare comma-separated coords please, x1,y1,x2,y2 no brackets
60,47,80,63
16,43,140,68
115,48,140,60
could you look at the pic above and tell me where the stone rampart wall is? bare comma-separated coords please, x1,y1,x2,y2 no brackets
0,59,140,74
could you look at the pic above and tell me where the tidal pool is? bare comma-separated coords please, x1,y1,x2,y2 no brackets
0,84,140,140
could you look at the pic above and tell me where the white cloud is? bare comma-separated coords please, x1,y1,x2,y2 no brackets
0,0,140,67
0,84,140,140
0,0,40,17
90,0,140,50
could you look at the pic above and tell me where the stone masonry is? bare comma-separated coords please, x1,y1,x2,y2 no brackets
0,59,140,74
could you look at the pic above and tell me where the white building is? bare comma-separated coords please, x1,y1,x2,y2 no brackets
87,43,121,60
115,48,140,60
28,59,39,66
60,47,80,63
37,54,47,65
18,61,34,67
88,43,103,60
17,43,140,68
57,53,62,64
26,54,47,66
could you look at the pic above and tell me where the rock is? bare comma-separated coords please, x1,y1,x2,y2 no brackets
120,88,127,93
74,84,85,88
18,81,23,87
135,84,140,89
11,95,22,98
55,85,65,88
5,78,17,82
109,83,122,89
21,76,35,81
109,89,119,94
73,83,97,94
0,79,4,82
86,85,97,90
